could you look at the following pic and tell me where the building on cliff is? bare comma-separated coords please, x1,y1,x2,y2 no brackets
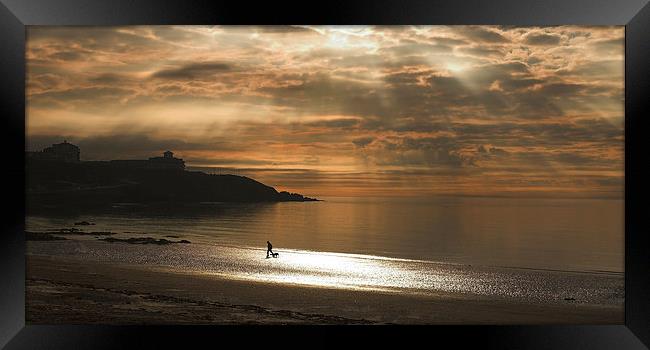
27,140,80,162
27,142,185,171
110,150,185,170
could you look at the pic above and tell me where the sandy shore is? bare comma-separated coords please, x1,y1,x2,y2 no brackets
26,255,623,325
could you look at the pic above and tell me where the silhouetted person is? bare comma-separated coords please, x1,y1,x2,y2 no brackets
267,241,274,258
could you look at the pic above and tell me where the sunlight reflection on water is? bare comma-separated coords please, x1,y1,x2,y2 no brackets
191,246,621,304
27,240,624,305
215,248,421,292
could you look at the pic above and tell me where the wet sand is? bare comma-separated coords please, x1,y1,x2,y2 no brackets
26,255,623,325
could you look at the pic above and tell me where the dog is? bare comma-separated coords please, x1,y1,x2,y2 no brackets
270,252,279,258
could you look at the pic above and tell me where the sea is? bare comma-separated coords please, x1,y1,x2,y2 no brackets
26,196,624,305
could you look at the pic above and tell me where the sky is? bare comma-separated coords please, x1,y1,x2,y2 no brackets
26,25,624,198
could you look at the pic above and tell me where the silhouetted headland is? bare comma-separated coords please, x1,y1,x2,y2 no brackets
27,141,319,212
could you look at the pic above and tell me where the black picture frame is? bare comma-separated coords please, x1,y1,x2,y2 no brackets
1,0,649,348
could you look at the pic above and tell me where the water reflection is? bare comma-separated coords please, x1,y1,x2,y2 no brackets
194,245,622,304
27,239,623,305
27,196,624,273
224,249,418,292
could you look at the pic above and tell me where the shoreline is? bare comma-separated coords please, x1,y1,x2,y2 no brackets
25,227,623,276
26,254,623,325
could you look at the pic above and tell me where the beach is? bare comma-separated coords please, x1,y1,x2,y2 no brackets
26,245,623,325
25,198,624,325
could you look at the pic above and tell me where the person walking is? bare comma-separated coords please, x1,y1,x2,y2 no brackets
266,240,274,258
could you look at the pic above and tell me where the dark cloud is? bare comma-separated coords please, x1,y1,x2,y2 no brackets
498,78,543,90
507,90,564,119
151,62,234,80
552,152,601,165
594,177,623,187
539,83,586,96
524,33,561,46
352,136,375,148
50,50,86,61
28,73,64,92
368,136,472,168
488,147,508,155
456,27,509,43
303,118,360,129
475,145,509,162
381,117,451,133
527,56,543,65
88,73,135,84
425,75,466,94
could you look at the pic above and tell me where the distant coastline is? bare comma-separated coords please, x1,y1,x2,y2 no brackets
27,141,319,212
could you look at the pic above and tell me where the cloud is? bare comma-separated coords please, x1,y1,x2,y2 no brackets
365,136,473,168
524,33,561,45
151,62,234,80
538,83,586,96
257,73,389,118
558,60,623,78
456,27,510,43
88,73,135,84
25,25,625,198
303,118,361,129
431,36,468,46
379,43,453,56
591,38,624,56
50,50,87,61
254,25,319,34
458,46,503,57
29,87,136,107
352,136,375,148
